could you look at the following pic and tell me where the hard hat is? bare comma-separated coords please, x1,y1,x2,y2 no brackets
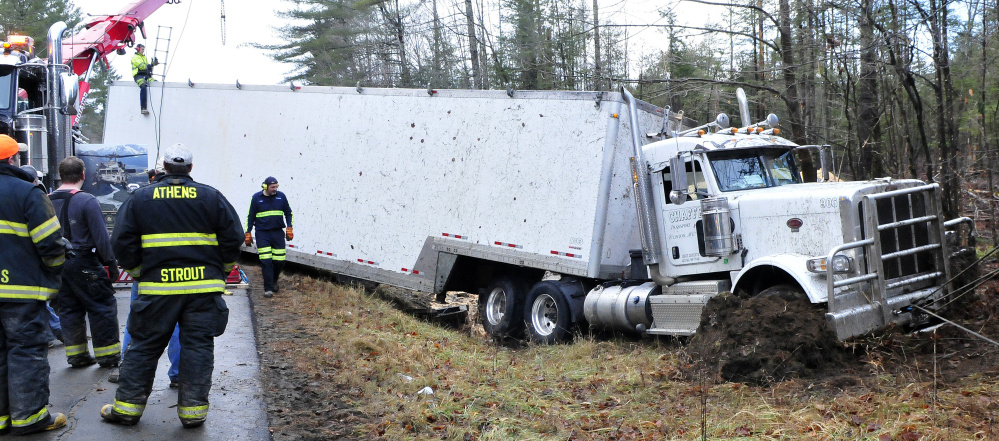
162,143,192,165
0,135,18,159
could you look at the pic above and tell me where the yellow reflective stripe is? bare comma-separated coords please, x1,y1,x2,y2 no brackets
223,262,236,272
127,266,142,278
0,415,8,429
141,233,218,248
94,342,121,358
12,406,47,427
0,285,57,301
255,210,283,218
42,254,66,268
114,400,145,416
273,255,286,261
138,279,225,295
0,220,29,237
271,249,286,255
65,343,88,357
257,247,272,252
29,216,60,244
178,404,209,419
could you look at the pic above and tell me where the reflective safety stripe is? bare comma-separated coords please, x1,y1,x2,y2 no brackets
94,342,121,358
114,400,145,416
255,210,283,218
42,254,66,268
257,247,272,253
0,285,57,301
138,279,225,295
258,246,272,260
30,216,60,244
65,343,89,357
141,233,218,248
224,261,236,273
12,406,48,427
127,266,142,278
0,220,29,237
178,404,209,420
272,249,286,261
0,415,9,429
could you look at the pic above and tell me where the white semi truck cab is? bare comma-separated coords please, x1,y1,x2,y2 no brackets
586,88,975,342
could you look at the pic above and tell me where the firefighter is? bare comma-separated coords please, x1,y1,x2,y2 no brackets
245,176,293,298
130,44,158,115
103,143,243,428
49,157,121,369
0,135,68,434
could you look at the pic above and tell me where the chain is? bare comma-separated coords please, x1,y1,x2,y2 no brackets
220,0,227,45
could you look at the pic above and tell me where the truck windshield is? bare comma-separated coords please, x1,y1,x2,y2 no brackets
708,148,801,191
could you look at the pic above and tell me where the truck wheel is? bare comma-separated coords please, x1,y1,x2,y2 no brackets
524,281,573,344
479,277,526,338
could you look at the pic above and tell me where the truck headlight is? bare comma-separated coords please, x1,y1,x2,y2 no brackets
807,254,854,273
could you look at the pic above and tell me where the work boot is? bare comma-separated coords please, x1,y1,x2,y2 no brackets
69,355,97,368
264,291,274,298
140,108,149,115
100,404,139,426
181,418,205,428
108,367,120,383
14,412,66,435
169,378,179,389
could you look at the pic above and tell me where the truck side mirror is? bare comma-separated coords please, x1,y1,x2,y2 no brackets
820,145,832,182
669,156,687,205
59,72,79,115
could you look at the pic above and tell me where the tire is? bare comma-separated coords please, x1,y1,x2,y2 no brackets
524,281,573,344
478,277,526,338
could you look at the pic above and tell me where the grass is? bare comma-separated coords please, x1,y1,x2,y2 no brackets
278,275,998,440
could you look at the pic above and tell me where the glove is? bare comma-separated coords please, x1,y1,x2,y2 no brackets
245,232,253,246
285,227,294,241
105,261,121,283
151,57,160,67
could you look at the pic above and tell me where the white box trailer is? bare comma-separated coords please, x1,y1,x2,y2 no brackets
104,82,672,298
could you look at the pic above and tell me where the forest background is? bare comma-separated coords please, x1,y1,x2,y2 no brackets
1,0,996,234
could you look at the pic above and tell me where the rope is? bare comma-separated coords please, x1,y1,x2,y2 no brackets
910,304,999,349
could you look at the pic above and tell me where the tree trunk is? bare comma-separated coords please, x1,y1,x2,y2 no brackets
778,0,815,181
465,0,482,89
856,0,882,180
593,0,602,91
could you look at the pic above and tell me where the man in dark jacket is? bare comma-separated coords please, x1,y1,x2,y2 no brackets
245,176,293,297
49,156,121,368
103,143,244,428
0,135,68,434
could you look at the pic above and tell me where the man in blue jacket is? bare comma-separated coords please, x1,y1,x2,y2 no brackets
0,135,68,434
245,176,293,298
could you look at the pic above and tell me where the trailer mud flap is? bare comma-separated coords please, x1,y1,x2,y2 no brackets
435,252,459,300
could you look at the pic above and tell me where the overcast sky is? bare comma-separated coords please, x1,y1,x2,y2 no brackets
71,0,696,86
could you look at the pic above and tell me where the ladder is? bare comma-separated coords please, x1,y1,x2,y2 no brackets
151,26,173,80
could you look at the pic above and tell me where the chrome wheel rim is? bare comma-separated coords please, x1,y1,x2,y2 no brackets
530,294,558,337
485,287,506,326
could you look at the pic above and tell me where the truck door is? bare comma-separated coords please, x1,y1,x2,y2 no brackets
660,159,718,266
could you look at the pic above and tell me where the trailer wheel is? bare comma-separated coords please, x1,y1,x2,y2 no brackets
524,281,573,344
479,277,526,338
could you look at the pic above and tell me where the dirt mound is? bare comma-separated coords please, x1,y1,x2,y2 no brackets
688,288,851,385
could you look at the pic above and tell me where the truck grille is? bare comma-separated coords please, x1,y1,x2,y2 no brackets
861,185,946,295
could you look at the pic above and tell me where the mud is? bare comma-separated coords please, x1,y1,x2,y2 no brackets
688,288,852,385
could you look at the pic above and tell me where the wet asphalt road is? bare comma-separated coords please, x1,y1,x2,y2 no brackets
23,288,270,441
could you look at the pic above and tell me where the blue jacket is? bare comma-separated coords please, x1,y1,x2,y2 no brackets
0,163,65,301
246,190,293,232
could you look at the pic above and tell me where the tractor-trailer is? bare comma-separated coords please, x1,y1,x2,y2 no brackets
104,82,975,344
103,83,682,339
